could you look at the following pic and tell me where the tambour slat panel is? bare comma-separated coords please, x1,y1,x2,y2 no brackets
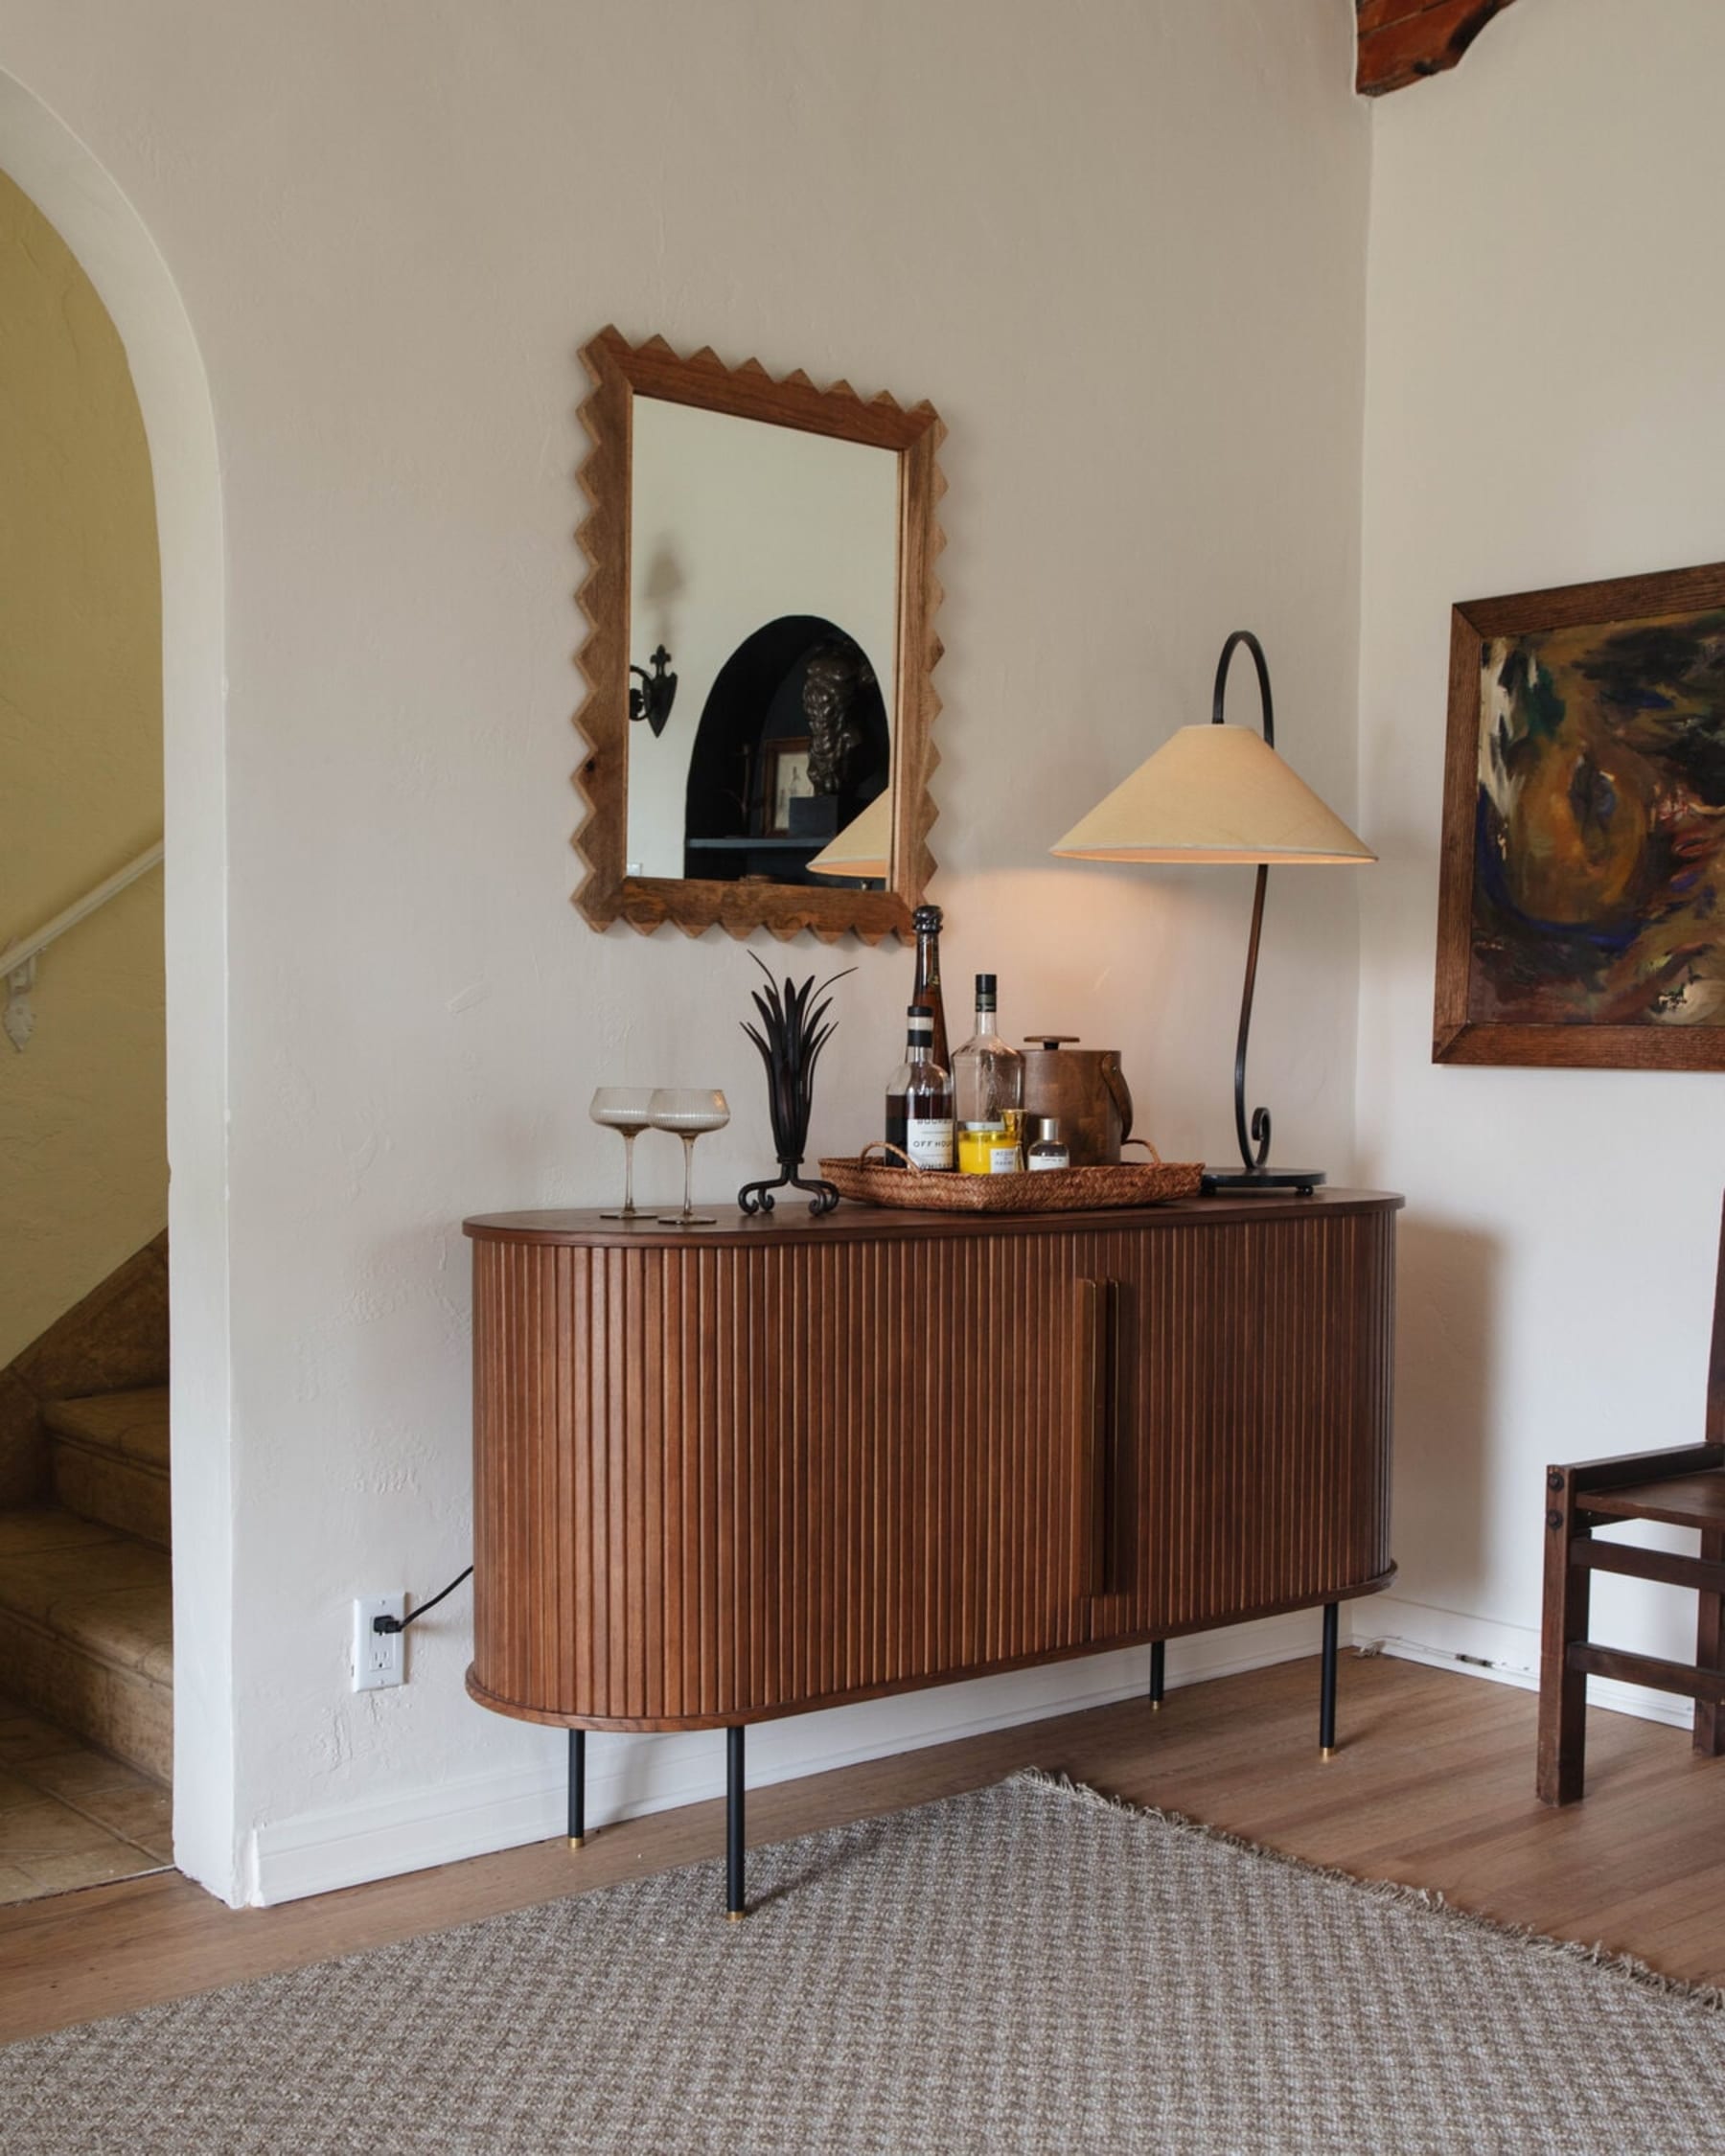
1084,1207,1396,1642
468,1199,1397,1731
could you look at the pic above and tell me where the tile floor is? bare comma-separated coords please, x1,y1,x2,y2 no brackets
0,1692,171,1903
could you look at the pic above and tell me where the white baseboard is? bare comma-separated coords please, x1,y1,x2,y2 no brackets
1360,1592,1694,1732
247,1608,1329,1905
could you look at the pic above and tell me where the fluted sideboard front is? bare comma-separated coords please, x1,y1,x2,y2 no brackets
464,1193,1398,1735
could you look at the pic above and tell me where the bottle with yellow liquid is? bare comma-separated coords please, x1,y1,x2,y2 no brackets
952,975,1024,1174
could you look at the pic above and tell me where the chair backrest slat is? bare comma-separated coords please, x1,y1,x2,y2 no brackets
1709,1195,1725,1446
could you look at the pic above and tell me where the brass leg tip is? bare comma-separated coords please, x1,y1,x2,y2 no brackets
568,1834,586,1849
726,1908,748,1923
1321,1746,1337,1761
1149,1700,1162,1713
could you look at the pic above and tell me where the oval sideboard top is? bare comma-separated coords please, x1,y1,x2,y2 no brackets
464,1188,1403,1250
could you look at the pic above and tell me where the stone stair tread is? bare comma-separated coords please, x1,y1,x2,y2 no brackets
0,1510,172,1782
43,1588,172,1687
41,1389,169,1474
0,1511,115,1560
0,1509,171,1683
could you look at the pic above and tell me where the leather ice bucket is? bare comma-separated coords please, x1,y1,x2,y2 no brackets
1020,1037,1134,1165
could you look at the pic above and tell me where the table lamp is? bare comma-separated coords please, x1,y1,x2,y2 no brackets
805,790,892,882
1051,630,1374,1193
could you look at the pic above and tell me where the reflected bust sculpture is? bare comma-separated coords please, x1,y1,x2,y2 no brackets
803,641,875,797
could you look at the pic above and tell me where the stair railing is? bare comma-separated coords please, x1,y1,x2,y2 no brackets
1,839,165,1051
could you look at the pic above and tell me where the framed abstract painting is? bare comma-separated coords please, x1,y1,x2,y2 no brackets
1435,559,1725,1069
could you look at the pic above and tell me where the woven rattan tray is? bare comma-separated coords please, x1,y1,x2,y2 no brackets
818,1141,1203,1214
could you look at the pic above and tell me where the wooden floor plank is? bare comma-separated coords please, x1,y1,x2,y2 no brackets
2,1653,1722,2045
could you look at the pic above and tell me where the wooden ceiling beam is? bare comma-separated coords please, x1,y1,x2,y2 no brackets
1357,0,1519,97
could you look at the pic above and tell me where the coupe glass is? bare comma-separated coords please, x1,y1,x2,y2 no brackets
589,1088,656,1219
650,1089,730,1227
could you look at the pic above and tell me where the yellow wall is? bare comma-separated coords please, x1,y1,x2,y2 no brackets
0,169,164,1369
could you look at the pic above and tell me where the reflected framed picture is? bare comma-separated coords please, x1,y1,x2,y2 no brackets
1435,559,1725,1068
761,737,814,836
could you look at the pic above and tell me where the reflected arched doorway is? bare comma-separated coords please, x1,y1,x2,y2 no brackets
682,615,889,884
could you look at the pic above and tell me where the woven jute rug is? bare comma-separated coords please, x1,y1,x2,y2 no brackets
4,1770,1723,2154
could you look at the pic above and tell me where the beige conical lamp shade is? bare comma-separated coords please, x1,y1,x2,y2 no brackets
1051,724,1374,865
806,790,892,880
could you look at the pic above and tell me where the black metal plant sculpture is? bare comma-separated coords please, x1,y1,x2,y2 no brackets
738,955,854,1216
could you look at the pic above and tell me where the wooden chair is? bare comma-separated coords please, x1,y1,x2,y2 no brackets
1538,1200,1725,1804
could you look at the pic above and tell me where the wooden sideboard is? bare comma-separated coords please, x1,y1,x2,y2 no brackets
465,1191,1399,1914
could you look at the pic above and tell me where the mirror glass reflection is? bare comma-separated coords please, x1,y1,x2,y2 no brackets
624,395,899,891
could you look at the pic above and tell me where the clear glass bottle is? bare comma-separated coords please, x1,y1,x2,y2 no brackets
1025,1115,1070,1171
951,975,1024,1170
910,905,949,1073
885,1003,955,1170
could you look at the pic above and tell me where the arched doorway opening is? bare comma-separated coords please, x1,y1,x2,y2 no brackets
0,69,233,1903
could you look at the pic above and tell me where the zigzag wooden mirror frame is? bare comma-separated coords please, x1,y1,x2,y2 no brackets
571,328,945,944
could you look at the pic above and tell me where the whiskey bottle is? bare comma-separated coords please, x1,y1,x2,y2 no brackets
952,975,1024,1142
885,1004,955,1170
911,905,949,1072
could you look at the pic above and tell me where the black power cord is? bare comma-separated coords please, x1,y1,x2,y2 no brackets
372,1566,473,1637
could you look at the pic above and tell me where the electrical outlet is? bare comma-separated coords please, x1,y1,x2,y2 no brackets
353,1593,406,1691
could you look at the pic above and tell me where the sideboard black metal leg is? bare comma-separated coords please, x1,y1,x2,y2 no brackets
1320,1603,1339,1759
567,1728,586,1847
726,1725,748,1920
1149,1640,1165,1711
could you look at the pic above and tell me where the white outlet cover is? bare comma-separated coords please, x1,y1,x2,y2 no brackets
352,1594,406,1691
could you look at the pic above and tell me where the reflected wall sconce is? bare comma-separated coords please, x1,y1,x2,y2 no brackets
1051,630,1375,1193
629,645,677,736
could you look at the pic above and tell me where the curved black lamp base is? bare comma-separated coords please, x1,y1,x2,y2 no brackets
1202,1165,1325,1197
1205,631,1332,1199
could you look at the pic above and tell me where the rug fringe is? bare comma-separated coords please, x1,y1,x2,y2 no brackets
1012,1766,1725,2018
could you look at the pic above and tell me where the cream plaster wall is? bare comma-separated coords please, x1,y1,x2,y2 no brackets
0,167,164,1368
0,0,1369,1903
1357,0,1725,1714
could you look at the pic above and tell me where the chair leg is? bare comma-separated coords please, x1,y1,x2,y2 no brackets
1696,1530,1725,1757
1537,1469,1591,1804
1149,1640,1165,1711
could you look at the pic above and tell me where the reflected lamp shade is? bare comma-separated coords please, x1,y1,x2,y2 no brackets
806,790,892,881
1050,724,1374,866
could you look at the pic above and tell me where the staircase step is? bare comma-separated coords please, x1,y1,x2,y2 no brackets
0,1508,171,1781
44,1389,169,1549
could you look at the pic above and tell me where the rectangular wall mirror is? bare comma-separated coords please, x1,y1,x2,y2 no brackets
571,328,945,943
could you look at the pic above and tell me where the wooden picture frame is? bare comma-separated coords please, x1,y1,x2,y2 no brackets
759,737,813,837
1435,559,1725,1068
571,327,946,945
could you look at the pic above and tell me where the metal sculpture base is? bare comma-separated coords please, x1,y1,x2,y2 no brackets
1202,1166,1325,1197
739,1161,840,1217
